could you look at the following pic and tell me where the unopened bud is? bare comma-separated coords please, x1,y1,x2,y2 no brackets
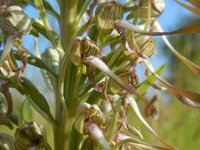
14,122,46,150
95,1,123,35
123,32,155,62
41,48,60,74
70,37,101,66
109,70,139,95
81,37,101,58
74,105,106,134
0,5,32,35
128,0,165,20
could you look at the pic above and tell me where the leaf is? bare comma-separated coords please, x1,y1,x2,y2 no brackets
22,0,59,19
126,95,175,150
9,109,19,126
32,19,63,56
175,0,200,17
115,20,200,35
137,64,165,95
17,77,55,125
9,50,56,76
34,0,59,49
18,99,27,127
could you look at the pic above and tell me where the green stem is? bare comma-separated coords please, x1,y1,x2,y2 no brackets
54,53,70,150
60,0,79,53
144,0,151,30
54,0,79,149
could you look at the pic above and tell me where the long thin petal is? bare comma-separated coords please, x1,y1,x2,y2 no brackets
175,0,200,16
86,56,150,105
154,22,200,76
126,95,176,150
142,59,200,109
115,20,200,35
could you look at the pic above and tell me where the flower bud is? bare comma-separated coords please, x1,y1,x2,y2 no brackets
128,0,165,20
123,31,155,62
95,1,123,35
14,122,46,150
0,5,32,35
41,48,60,74
86,105,105,127
81,37,101,58
70,37,101,66
74,105,106,134
109,70,139,95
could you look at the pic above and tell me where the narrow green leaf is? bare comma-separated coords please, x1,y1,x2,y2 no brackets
18,99,27,128
23,0,60,19
126,95,175,150
9,109,19,126
175,0,200,17
34,0,61,50
137,64,165,95
8,50,56,76
18,77,55,125
32,19,64,56
77,0,90,21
